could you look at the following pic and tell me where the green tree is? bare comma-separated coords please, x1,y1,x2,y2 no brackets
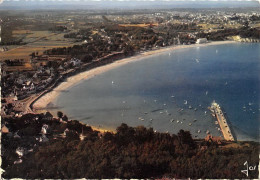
57,111,63,119
62,115,68,122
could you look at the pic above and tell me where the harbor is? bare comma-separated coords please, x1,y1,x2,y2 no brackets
210,101,235,141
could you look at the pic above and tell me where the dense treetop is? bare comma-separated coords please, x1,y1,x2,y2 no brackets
2,113,259,179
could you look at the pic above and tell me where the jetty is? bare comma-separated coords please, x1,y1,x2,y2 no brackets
210,101,234,141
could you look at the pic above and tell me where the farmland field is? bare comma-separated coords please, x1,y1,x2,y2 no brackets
118,23,158,27
0,31,82,61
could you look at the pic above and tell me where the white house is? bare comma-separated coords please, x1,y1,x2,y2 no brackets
30,83,35,90
70,58,81,67
196,38,208,44
16,147,26,157
39,134,49,142
41,124,49,135
63,128,69,136
14,159,23,164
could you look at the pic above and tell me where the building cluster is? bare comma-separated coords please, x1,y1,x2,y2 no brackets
1,55,84,116
1,49,128,118
1,111,98,165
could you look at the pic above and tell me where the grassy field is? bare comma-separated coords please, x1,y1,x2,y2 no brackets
0,31,82,61
5,63,34,71
251,23,260,28
13,30,32,35
198,23,242,30
119,23,158,27
198,23,221,30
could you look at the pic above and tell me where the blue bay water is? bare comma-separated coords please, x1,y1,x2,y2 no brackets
55,43,260,141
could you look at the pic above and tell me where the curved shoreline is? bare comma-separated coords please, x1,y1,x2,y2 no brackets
33,41,237,111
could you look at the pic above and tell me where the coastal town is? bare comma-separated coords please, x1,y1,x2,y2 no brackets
1,4,259,179
1,8,260,117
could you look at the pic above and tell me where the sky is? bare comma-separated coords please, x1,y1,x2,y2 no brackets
1,0,259,2
0,0,259,9
0,0,258,1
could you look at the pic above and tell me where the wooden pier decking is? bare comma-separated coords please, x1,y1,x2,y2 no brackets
210,101,234,141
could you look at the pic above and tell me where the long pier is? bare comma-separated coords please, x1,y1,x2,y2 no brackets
210,101,234,141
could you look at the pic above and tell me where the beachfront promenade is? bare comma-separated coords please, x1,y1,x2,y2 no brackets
211,101,234,141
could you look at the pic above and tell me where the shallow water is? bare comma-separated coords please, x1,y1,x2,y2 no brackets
55,43,260,141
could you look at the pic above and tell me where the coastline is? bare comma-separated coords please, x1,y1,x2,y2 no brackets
33,40,236,112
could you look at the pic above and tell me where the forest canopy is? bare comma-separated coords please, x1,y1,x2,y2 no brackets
1,113,259,179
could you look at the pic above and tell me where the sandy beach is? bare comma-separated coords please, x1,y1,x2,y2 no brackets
33,41,236,112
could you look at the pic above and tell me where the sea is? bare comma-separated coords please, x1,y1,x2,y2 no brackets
54,43,260,141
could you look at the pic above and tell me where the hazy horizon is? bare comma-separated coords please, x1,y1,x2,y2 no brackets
0,0,259,10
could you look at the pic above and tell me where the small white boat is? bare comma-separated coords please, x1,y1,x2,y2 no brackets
249,102,253,106
138,117,144,121
163,103,167,106
184,100,188,105
177,120,180,123
170,119,174,122
206,130,210,134
112,81,114,84
189,123,192,126
171,95,175,98
198,130,201,133
205,91,208,95
189,105,192,109
195,58,200,63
